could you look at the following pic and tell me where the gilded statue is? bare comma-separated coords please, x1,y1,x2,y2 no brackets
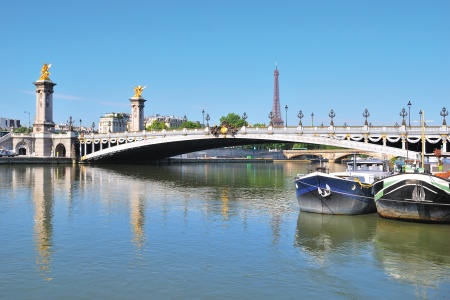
39,63,52,80
133,85,147,98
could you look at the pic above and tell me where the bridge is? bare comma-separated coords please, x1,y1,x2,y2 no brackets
75,124,449,163
1,66,447,163
283,149,385,162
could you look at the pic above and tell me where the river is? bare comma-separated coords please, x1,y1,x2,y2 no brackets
0,162,449,299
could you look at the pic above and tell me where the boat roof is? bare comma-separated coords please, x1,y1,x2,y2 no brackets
298,170,390,183
347,159,386,165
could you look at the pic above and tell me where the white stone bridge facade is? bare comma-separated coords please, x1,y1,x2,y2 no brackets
74,124,449,163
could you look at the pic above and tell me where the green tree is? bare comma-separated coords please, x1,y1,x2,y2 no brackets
180,121,201,129
146,120,167,131
14,126,31,134
219,113,245,127
252,123,266,128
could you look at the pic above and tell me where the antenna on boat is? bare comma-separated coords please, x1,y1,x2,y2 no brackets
421,110,425,169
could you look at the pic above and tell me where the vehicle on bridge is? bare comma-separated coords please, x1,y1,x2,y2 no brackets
0,148,16,157
294,156,390,215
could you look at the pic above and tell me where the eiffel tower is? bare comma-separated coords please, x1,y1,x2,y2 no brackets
271,65,284,127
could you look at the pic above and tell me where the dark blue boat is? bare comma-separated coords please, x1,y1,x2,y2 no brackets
294,158,389,215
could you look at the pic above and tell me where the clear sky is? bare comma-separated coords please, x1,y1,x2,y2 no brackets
1,0,449,128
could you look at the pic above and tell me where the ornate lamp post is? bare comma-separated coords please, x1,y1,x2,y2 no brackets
440,107,448,126
328,109,335,126
91,122,95,133
311,112,314,127
399,107,407,126
268,111,274,127
297,110,304,126
79,119,82,132
407,101,412,127
68,116,73,131
362,108,370,126
285,105,288,127
419,110,425,168
205,113,210,127
24,111,30,128
242,112,248,127
202,109,205,127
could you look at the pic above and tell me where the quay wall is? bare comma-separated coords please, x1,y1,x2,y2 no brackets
0,157,75,164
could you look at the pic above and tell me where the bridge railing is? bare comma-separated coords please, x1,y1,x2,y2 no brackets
80,125,448,141
0,133,11,144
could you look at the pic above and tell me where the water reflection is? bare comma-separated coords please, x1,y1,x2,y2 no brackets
374,218,450,289
32,167,54,281
130,189,146,250
294,212,378,264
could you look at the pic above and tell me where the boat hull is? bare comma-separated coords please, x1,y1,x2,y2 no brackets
295,173,376,215
373,173,450,223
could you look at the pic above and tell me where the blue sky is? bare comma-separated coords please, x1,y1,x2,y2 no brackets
1,0,449,128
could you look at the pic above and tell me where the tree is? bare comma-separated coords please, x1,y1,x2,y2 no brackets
14,126,31,134
219,113,245,127
180,121,201,129
146,120,167,131
252,123,266,128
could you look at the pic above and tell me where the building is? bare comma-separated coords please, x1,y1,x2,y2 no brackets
0,117,21,130
98,112,131,133
144,114,184,129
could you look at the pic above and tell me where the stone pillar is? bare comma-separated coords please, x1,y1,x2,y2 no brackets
130,96,147,132
32,65,57,157
33,80,56,134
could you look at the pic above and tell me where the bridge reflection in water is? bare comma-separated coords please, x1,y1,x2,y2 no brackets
78,124,449,163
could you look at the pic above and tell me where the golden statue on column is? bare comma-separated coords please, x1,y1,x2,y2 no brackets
39,63,52,81
133,85,146,98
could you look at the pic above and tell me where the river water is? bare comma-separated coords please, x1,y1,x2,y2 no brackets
0,162,449,299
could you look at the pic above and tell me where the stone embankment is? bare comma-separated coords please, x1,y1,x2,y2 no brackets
0,157,75,164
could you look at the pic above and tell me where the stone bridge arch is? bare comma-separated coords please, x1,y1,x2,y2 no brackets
283,150,390,162
79,129,416,163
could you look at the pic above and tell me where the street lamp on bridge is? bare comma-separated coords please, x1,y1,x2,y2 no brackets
268,111,274,127
311,112,314,127
242,112,248,127
399,107,407,126
328,109,335,126
202,109,205,127
91,122,95,133
440,107,448,126
285,105,288,127
24,111,30,128
407,101,412,127
362,108,370,126
68,116,73,131
79,119,82,132
205,113,210,127
297,110,303,126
